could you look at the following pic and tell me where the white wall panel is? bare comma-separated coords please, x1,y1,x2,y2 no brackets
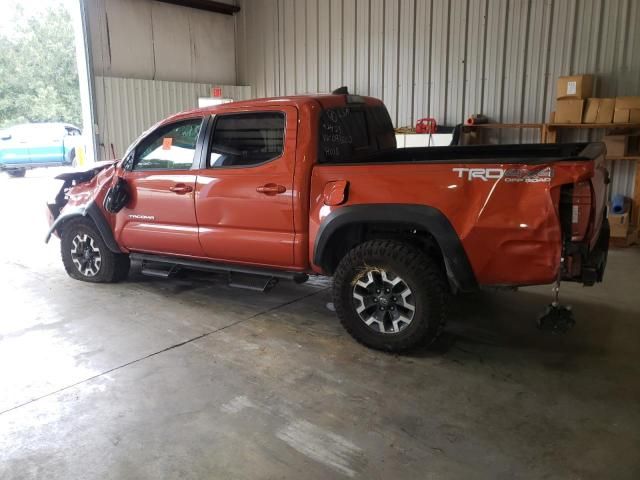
94,76,250,161
87,0,236,84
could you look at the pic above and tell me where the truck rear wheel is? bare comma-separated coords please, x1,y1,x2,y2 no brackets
60,218,130,283
333,240,447,352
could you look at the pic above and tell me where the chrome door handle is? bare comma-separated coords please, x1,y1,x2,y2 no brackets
169,183,193,194
256,183,286,195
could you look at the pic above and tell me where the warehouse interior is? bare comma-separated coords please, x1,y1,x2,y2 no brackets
1,0,639,479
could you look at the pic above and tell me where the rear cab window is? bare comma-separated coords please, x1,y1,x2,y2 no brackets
319,104,396,163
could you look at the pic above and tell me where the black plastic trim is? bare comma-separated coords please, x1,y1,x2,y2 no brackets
45,201,122,254
156,0,240,15
313,204,477,291
319,142,604,166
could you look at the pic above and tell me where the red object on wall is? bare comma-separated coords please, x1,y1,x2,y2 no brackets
212,87,222,98
415,117,437,134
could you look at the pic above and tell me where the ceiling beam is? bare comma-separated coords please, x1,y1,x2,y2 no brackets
155,0,240,15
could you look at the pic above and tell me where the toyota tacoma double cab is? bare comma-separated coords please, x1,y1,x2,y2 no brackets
45,93,609,352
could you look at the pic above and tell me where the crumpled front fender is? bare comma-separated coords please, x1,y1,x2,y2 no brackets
45,162,123,254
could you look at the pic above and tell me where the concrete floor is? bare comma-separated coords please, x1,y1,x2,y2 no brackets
1,169,639,480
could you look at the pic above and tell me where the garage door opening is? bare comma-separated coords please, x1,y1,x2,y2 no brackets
0,0,93,178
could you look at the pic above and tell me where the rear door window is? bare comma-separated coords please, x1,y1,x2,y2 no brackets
209,112,285,168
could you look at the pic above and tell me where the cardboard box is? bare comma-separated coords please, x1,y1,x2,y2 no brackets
613,96,640,124
609,211,631,238
610,226,638,247
583,98,615,123
602,135,629,157
557,75,593,99
555,99,584,123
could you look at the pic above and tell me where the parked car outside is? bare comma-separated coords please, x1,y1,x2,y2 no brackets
0,122,83,177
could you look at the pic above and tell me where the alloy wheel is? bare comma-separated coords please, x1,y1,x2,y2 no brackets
352,269,415,334
70,233,102,277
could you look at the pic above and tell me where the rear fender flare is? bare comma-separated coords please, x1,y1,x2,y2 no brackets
313,204,477,292
45,201,122,254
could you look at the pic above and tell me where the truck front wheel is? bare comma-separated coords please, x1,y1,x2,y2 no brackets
60,218,130,283
333,240,447,352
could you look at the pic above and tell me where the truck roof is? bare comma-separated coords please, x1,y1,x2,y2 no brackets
166,93,385,124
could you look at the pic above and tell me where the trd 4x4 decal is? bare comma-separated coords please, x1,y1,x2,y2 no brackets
452,167,553,183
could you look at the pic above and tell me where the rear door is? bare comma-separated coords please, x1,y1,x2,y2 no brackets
194,107,297,268
114,117,206,257
27,124,65,164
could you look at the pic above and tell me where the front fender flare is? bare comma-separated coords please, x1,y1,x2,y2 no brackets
313,204,477,292
45,201,122,254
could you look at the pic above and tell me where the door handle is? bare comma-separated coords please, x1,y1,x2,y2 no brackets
256,183,286,195
169,183,193,194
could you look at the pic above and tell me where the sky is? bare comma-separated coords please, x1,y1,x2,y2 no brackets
0,0,74,36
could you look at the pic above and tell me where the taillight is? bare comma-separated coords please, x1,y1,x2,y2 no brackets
571,181,592,241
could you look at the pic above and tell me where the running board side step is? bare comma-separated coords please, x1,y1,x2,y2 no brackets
131,253,308,291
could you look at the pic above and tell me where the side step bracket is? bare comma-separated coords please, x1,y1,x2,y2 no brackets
228,272,279,293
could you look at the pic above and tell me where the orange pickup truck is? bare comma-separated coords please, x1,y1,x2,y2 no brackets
46,93,609,352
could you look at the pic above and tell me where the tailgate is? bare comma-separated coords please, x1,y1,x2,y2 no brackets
577,144,608,250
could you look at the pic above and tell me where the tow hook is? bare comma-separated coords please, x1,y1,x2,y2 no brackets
537,303,575,333
537,257,575,333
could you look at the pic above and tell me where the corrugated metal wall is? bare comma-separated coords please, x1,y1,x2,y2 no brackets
235,0,640,195
236,0,640,127
94,76,250,160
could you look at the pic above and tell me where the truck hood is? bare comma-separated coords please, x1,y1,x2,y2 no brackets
55,160,118,183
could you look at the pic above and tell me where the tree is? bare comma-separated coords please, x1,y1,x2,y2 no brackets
0,2,81,127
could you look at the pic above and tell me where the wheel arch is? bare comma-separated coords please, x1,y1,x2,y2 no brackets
313,204,477,292
46,201,122,254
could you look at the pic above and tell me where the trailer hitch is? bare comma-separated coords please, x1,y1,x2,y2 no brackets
537,258,575,333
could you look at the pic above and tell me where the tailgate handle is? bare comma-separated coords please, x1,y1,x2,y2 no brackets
256,183,286,195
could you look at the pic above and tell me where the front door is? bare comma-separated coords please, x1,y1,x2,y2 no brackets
194,107,297,268
115,117,206,257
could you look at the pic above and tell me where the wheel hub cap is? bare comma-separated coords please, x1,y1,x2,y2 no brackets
70,233,102,277
352,269,415,334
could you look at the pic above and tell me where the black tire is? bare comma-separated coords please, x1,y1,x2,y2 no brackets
7,168,26,178
60,218,130,283
333,240,447,352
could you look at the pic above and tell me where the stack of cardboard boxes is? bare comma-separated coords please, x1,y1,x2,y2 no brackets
555,74,640,159
555,74,640,246
555,74,640,129
555,75,594,123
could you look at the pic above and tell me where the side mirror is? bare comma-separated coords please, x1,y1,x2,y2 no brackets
1,134,11,141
